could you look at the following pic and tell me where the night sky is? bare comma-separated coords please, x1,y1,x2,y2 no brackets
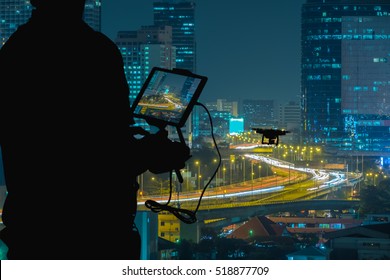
101,0,306,105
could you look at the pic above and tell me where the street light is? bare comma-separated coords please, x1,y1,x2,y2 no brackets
223,166,226,185
251,161,254,185
195,161,201,191
274,171,278,186
151,177,163,199
137,173,144,195
251,161,254,199
213,159,218,187
366,172,373,185
230,158,234,185
258,165,262,179
241,156,246,182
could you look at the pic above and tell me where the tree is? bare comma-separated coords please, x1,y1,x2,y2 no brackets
177,239,194,260
215,238,247,259
359,179,390,214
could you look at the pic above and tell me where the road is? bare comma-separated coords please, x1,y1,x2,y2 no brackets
137,154,362,210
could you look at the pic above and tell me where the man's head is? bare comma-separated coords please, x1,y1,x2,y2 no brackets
30,0,87,18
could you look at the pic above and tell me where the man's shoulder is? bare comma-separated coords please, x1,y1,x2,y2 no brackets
84,26,120,54
0,23,30,56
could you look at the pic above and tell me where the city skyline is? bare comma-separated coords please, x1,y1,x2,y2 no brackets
1,1,390,264
101,0,306,104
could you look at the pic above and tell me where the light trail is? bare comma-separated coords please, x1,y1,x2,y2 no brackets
137,185,285,205
245,154,348,192
138,154,360,207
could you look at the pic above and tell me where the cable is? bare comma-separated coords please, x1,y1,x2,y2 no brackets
144,101,222,224
192,101,222,213
145,170,197,224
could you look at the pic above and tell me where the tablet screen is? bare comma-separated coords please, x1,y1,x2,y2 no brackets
130,67,208,128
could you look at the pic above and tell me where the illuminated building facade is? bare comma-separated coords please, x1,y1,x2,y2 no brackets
0,0,32,46
229,118,245,135
301,0,390,154
194,99,238,139
242,99,276,130
0,0,102,46
279,101,301,131
153,1,196,72
115,26,176,104
158,212,180,243
83,0,101,32
152,1,197,145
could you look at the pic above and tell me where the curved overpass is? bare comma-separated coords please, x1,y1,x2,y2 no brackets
137,154,363,227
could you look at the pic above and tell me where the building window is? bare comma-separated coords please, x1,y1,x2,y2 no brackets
362,242,380,248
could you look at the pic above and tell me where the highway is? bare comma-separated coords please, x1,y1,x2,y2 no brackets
137,154,363,211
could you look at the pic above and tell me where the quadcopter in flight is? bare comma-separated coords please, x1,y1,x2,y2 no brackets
251,128,290,146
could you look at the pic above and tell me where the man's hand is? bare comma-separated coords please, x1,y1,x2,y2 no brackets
143,132,191,174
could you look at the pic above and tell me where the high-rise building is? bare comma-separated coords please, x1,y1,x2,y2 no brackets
205,99,238,117
301,0,390,154
229,118,244,135
0,0,32,46
115,26,176,104
152,1,197,145
242,99,276,130
279,101,301,131
84,0,101,32
153,1,196,72
0,0,102,46
194,99,238,139
279,101,301,144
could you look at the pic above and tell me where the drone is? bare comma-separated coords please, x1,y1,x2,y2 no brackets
251,128,290,146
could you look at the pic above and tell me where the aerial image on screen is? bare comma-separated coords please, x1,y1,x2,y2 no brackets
134,70,202,125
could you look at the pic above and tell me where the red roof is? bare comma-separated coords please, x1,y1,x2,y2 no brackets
227,216,285,240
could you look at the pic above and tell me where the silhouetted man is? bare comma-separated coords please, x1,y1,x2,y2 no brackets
0,0,176,260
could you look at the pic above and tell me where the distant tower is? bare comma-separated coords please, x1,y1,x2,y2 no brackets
115,26,176,105
301,0,390,154
153,1,196,72
0,0,102,46
83,0,102,32
242,99,276,130
153,1,197,145
196,99,238,138
0,0,32,46
279,101,301,131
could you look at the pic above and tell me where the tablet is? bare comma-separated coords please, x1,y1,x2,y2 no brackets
130,67,208,128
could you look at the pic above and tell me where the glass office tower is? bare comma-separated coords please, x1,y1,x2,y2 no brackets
0,0,101,46
0,0,32,46
83,0,101,32
153,1,196,72
301,0,390,154
115,26,176,104
153,1,197,144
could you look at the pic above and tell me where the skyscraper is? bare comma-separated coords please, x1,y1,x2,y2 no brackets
115,26,176,104
0,0,32,46
279,101,301,131
153,1,196,72
196,99,238,139
0,0,102,46
301,0,390,154
242,99,276,130
83,0,101,32
152,1,197,145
